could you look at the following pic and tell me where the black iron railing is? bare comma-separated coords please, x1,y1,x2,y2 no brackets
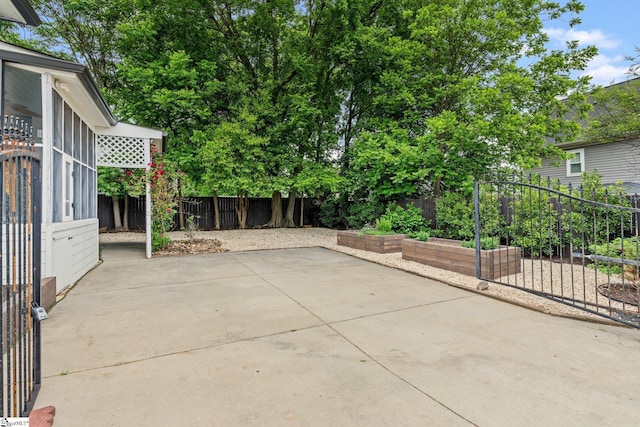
475,173,640,328
1,116,42,416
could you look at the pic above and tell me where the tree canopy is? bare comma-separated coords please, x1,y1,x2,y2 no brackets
7,0,599,228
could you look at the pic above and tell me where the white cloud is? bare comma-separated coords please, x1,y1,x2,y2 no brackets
544,27,628,85
545,27,621,49
581,54,629,85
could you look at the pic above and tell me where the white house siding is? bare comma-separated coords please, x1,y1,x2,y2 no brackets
36,72,100,293
532,139,640,188
45,219,98,293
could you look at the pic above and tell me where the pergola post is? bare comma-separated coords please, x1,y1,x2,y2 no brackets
96,123,166,259
144,139,152,259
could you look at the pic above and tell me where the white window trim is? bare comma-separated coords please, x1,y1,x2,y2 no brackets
566,148,585,178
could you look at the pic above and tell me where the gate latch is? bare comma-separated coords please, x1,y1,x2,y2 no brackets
31,301,48,322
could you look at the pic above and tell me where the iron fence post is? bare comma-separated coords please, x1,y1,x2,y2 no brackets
474,180,481,279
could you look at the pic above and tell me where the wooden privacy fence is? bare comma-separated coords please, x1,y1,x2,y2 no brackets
99,196,441,231
99,195,323,231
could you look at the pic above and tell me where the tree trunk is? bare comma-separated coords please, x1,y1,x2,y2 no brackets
299,192,304,227
434,177,442,197
123,195,129,231
112,196,123,230
235,193,249,229
263,191,283,228
213,190,220,230
178,201,185,231
282,188,297,228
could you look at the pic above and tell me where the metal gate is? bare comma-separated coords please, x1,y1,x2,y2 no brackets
475,173,640,328
1,117,42,416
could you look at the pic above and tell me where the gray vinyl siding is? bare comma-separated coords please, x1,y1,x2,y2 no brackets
531,139,640,187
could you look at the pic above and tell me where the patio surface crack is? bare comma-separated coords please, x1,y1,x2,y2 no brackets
244,261,480,427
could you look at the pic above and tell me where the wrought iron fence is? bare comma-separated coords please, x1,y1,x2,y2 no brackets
475,173,640,328
1,116,42,416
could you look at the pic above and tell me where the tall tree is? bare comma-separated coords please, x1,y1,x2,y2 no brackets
344,0,595,204
27,0,599,232
30,0,132,91
201,0,346,228
198,116,268,229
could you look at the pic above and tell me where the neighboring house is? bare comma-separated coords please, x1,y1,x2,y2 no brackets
532,138,640,193
1,40,164,294
0,0,40,26
531,78,640,193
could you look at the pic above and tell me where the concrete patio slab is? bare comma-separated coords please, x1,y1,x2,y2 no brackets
33,245,640,426
333,296,640,426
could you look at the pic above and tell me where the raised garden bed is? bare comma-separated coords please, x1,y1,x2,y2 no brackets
401,237,522,279
337,230,408,253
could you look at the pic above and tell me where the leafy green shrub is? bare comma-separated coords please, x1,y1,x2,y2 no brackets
461,237,499,250
562,171,631,249
184,214,199,242
434,189,503,243
435,192,475,240
152,231,172,251
318,192,386,230
379,203,428,235
147,153,181,251
319,195,343,229
412,230,431,241
589,237,640,279
375,218,393,233
360,218,395,235
485,237,498,250
507,176,561,256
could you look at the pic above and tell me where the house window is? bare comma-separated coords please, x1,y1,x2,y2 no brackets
566,148,585,177
52,89,97,222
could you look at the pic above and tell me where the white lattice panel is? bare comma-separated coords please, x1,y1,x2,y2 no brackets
96,134,147,168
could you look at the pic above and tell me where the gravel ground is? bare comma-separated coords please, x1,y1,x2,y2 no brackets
100,227,636,326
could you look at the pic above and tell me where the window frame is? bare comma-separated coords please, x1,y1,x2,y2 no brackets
566,148,585,178
52,89,97,223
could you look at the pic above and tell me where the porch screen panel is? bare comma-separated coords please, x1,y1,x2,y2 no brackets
52,150,62,222
89,171,96,218
73,161,82,220
88,129,95,167
52,91,62,149
82,122,88,164
82,167,89,218
63,102,72,155
73,113,81,159
2,63,42,143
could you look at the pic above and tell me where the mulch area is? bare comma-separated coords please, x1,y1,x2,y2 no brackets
153,239,227,256
598,283,639,306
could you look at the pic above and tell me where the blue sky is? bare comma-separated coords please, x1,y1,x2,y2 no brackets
544,0,638,86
